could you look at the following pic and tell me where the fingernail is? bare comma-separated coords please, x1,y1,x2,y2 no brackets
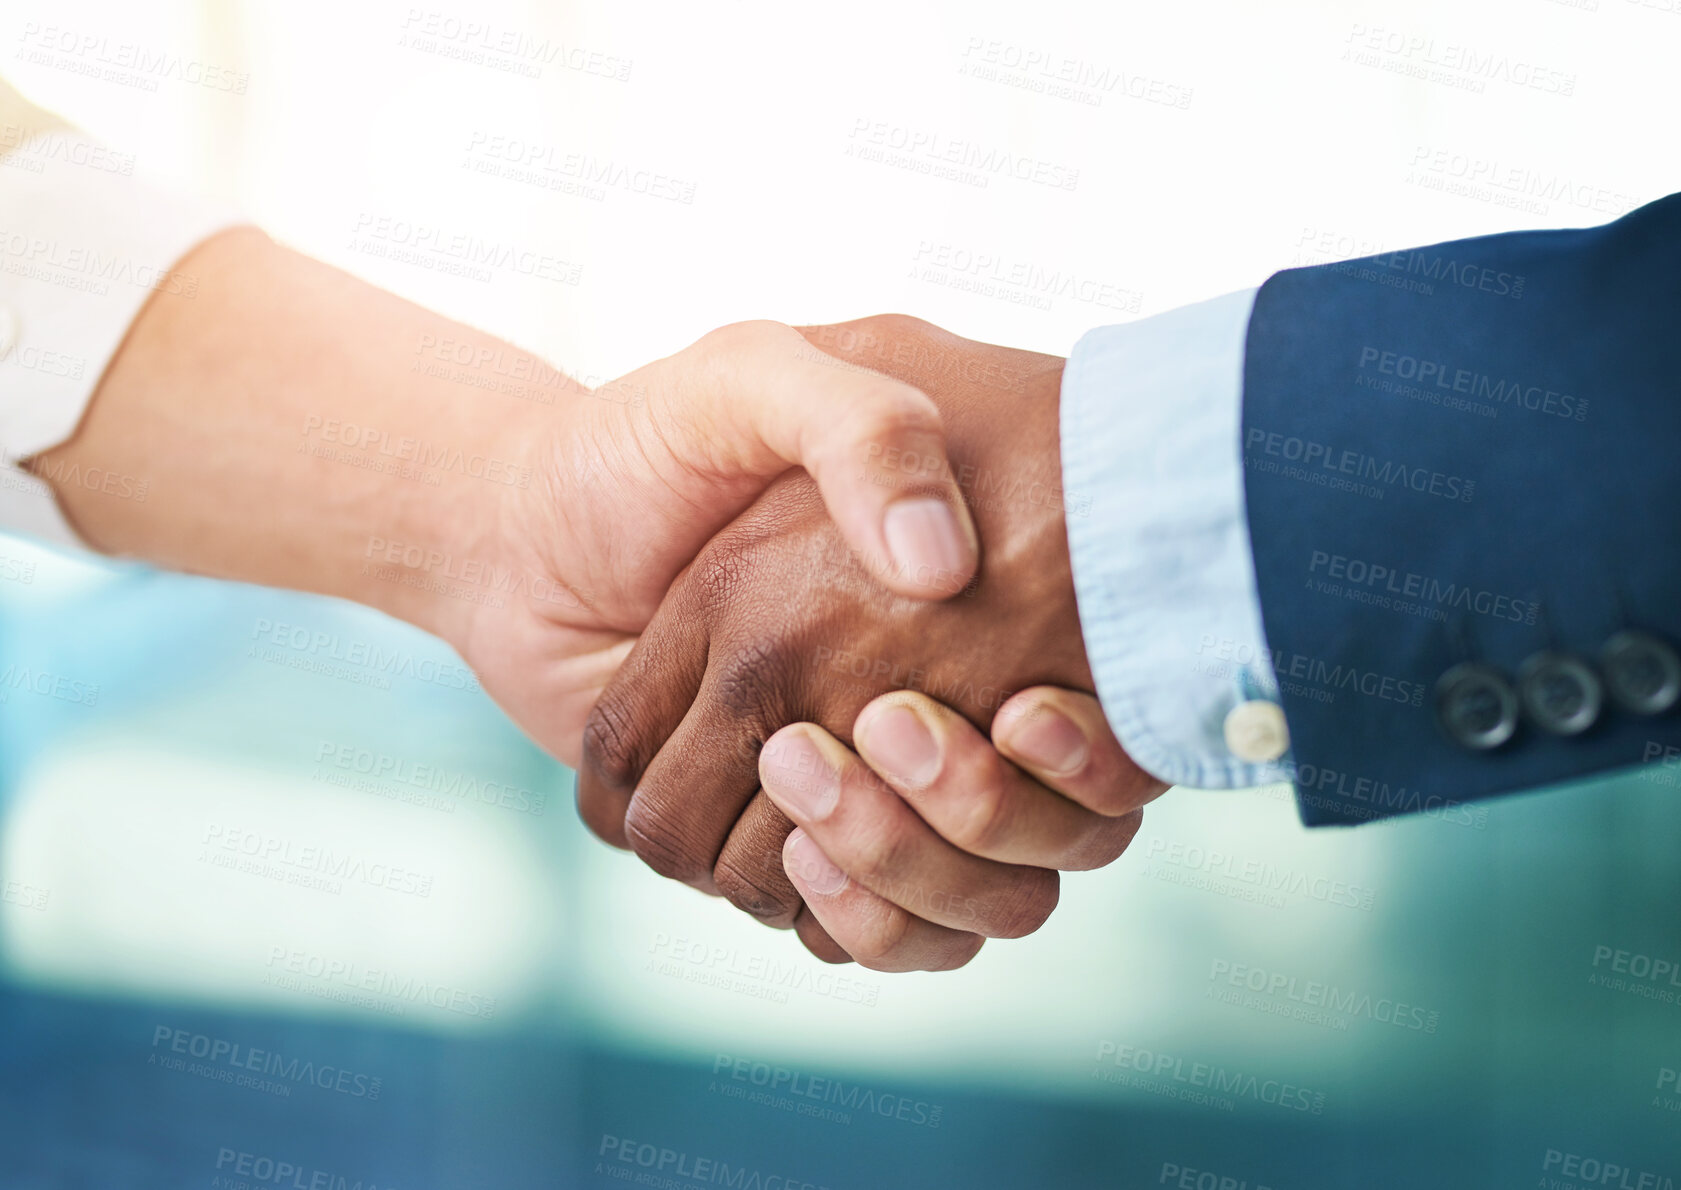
1003,703,1089,776
857,703,942,788
883,498,970,588
759,731,840,819
785,829,848,896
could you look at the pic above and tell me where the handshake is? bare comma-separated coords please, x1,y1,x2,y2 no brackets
33,230,1165,972
478,313,1167,972
22,120,1679,982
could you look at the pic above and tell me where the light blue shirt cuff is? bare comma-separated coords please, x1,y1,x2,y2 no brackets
1060,289,1285,789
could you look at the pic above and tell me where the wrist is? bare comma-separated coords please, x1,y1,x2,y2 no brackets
31,226,564,651
335,371,546,651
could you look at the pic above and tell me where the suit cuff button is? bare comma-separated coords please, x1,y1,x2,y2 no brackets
1517,652,1603,736
1600,630,1681,716
1436,662,1519,750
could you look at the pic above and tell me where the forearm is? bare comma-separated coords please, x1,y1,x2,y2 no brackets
27,227,555,644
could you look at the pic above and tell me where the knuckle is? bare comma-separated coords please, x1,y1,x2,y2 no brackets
844,382,941,446
699,319,792,369
1085,767,1165,817
858,312,935,341
1062,811,1144,871
1112,807,1145,853
624,797,713,885
714,852,801,925
724,318,793,342
851,816,919,890
801,933,855,965
987,869,1060,940
845,906,915,971
690,539,751,615
796,913,855,965
1079,783,1132,817
581,691,647,795
712,637,793,728
574,798,628,851
947,758,1017,855
931,935,986,973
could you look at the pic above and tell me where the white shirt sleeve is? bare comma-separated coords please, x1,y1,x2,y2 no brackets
1059,289,1287,789
0,104,242,546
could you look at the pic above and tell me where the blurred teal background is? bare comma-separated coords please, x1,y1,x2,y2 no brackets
3,532,1678,1188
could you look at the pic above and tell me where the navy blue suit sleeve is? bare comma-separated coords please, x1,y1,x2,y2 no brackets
1242,193,1681,826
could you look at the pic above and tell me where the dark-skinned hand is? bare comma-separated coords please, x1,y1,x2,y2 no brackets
577,315,1167,970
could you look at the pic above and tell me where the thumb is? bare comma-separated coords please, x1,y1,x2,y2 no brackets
665,319,979,600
